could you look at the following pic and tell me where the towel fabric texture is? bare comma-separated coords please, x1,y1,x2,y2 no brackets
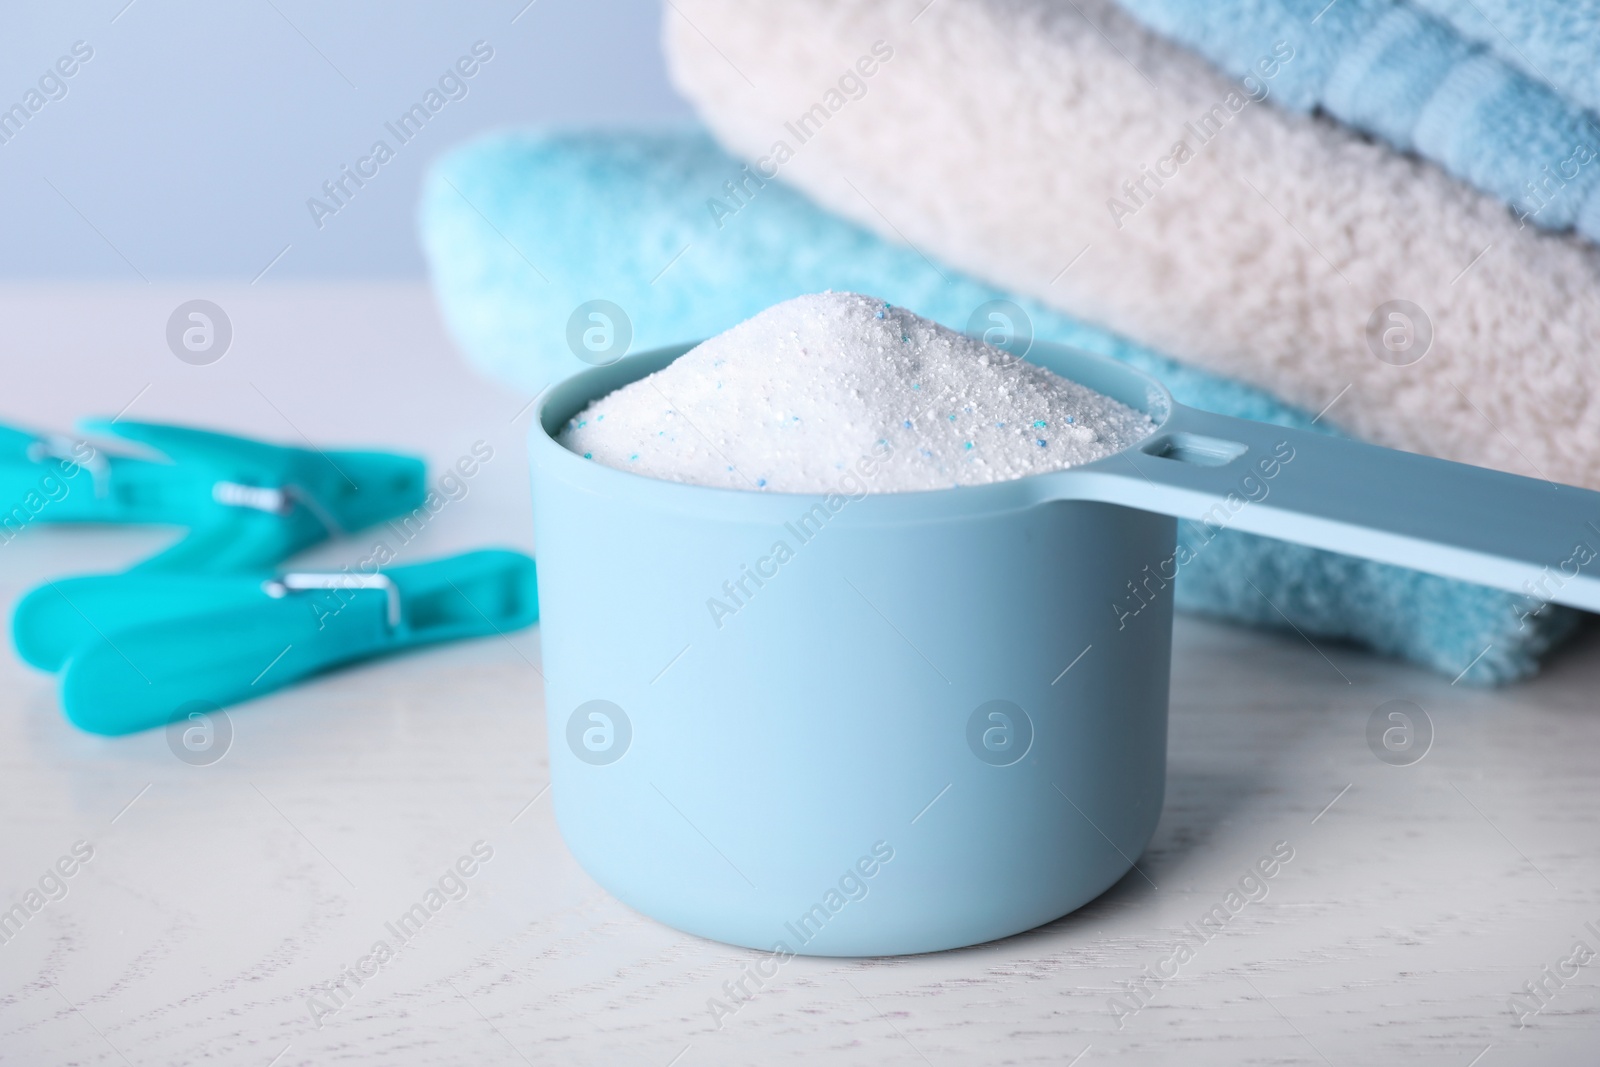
1110,0,1600,240
662,0,1600,494
1410,0,1600,113
419,128,1579,683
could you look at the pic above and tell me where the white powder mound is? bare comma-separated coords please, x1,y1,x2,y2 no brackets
558,292,1156,493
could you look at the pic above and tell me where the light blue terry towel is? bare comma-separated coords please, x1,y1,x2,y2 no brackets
419,128,1581,684
1111,0,1600,240
1409,0,1600,114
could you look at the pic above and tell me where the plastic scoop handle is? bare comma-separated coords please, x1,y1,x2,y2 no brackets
1049,403,1600,614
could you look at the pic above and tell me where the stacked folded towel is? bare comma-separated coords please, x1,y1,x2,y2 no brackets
420,129,1579,684
662,0,1600,494
1111,0,1600,240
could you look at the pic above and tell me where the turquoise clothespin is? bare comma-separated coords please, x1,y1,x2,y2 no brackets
12,548,539,735
0,419,426,570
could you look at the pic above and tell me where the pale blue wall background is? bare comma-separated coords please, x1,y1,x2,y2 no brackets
0,0,689,279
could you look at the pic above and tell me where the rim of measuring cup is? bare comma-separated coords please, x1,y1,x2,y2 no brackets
529,340,1177,524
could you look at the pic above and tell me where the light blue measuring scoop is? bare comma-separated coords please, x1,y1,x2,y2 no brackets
529,340,1600,957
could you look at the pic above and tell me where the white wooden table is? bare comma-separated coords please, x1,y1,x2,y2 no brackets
2,285,1597,1065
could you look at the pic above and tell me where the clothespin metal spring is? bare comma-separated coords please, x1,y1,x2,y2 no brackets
261,572,402,629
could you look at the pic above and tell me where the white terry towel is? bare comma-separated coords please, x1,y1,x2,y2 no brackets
663,0,1600,489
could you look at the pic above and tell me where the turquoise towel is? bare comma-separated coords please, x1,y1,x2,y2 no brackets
419,128,1580,684
1111,0,1600,239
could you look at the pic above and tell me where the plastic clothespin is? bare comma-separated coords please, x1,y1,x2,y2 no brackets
1,422,118,518
12,548,539,735
0,419,426,570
